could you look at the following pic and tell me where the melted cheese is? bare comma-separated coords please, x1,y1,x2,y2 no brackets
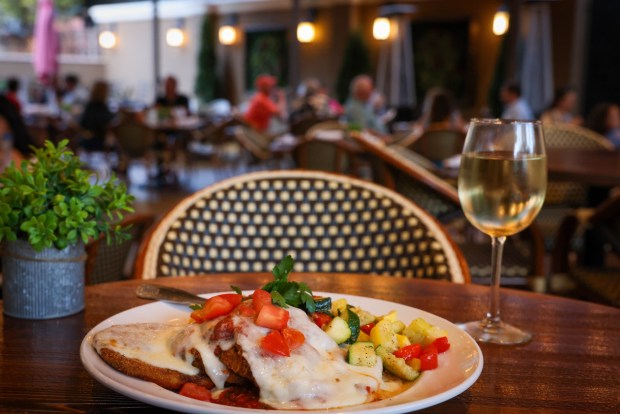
229,307,382,410
169,320,231,389
93,323,199,375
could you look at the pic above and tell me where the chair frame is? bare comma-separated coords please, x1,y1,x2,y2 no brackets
135,170,470,283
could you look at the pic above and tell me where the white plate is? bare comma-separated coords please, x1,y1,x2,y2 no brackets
81,292,483,413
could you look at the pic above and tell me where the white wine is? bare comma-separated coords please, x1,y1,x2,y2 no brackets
459,152,546,237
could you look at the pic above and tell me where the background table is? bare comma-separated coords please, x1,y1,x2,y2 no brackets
1,273,618,413
546,148,620,187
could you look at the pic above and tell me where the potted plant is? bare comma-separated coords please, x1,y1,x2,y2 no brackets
0,140,134,319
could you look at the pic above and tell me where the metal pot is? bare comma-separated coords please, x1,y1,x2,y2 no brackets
2,240,86,319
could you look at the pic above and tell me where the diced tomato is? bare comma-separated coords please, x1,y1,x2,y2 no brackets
260,330,290,357
256,304,290,330
432,336,450,353
191,296,234,323
422,344,438,355
252,289,272,312
360,323,376,335
393,344,422,361
420,349,438,371
311,312,333,329
237,301,257,317
218,293,243,307
179,382,211,401
281,327,305,351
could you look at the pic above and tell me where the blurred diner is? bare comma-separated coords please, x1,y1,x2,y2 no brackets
344,74,387,134
244,74,287,133
586,102,620,150
79,80,114,152
500,81,534,120
540,86,583,125
4,77,22,114
155,75,190,117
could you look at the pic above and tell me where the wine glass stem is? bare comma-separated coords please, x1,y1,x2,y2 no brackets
485,236,506,328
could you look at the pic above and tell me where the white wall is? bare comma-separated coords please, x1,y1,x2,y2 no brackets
101,16,202,105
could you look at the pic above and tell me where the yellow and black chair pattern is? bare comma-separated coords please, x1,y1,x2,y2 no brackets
136,170,469,283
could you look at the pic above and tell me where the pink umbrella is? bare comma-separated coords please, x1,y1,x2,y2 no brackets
33,0,59,85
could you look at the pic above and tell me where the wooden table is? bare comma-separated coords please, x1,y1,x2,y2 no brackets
547,148,620,187
1,274,618,413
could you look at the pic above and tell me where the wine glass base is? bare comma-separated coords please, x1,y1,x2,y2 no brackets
458,320,532,345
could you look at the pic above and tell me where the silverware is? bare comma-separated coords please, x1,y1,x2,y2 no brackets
136,284,205,305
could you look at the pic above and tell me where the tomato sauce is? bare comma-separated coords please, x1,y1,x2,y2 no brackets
213,387,272,409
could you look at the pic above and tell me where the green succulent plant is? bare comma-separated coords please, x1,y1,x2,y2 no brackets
0,140,134,251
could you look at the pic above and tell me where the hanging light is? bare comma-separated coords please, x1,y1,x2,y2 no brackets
219,25,236,45
493,6,510,36
297,21,315,43
373,17,391,40
297,9,317,43
219,15,238,45
166,19,186,47
166,28,185,47
98,29,117,49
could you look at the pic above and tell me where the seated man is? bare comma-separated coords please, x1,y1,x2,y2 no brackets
500,81,534,120
344,75,387,134
155,76,190,115
244,74,286,133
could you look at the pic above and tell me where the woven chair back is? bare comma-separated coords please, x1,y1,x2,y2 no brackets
136,170,469,283
408,129,466,162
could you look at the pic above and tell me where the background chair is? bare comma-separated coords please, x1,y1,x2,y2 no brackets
112,111,156,177
406,128,466,163
537,123,615,251
85,213,155,285
351,132,544,287
552,193,620,307
232,123,273,161
301,121,372,177
135,170,470,283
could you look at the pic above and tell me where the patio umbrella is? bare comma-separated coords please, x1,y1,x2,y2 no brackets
33,0,59,85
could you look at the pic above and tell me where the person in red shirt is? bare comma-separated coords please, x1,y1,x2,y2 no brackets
244,74,286,132
4,78,21,114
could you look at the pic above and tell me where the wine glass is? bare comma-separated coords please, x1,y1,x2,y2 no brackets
458,119,546,344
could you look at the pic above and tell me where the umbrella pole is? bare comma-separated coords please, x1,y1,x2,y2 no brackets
152,0,161,91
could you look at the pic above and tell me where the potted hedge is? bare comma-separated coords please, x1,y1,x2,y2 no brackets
0,140,134,319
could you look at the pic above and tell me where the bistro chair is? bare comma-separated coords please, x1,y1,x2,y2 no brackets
293,139,351,174
542,123,615,150
351,132,544,287
289,116,329,136
301,121,372,177
552,193,620,307
537,123,615,251
406,128,466,163
135,170,470,283
85,213,155,285
232,123,273,161
112,111,156,175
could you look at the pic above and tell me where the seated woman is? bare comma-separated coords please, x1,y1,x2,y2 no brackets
400,88,465,146
80,81,115,152
586,102,620,150
540,86,583,125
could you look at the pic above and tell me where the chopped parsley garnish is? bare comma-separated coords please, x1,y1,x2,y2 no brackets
262,255,316,313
